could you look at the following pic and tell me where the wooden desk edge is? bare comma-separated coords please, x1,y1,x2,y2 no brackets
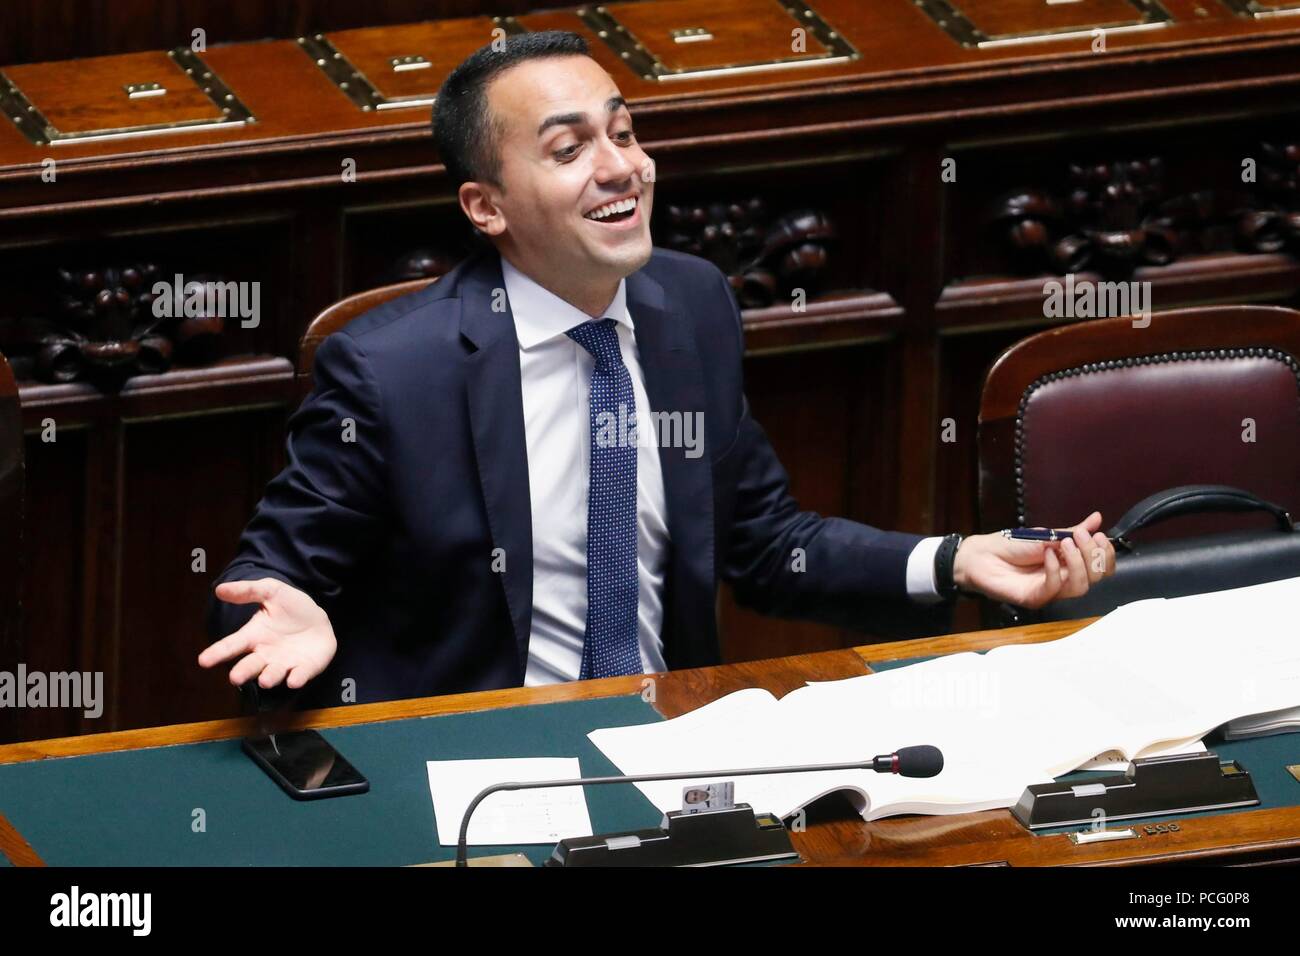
3,618,1296,867
801,804,1300,868
0,646,874,764
0,812,45,867
853,616,1099,668
0,671,656,764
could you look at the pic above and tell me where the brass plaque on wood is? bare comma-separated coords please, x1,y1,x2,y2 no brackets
578,0,860,83
0,48,254,147
1221,0,1300,17
914,0,1173,49
299,17,527,112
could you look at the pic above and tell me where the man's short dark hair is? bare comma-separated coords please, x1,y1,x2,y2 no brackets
432,30,591,191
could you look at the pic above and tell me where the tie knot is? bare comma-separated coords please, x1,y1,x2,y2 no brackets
566,318,623,370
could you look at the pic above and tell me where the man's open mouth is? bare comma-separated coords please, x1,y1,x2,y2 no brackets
584,196,638,224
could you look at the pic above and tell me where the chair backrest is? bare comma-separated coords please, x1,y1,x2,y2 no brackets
0,350,24,660
978,305,1300,542
297,278,436,395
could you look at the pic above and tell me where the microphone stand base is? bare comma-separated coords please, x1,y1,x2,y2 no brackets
414,853,535,867
547,804,800,867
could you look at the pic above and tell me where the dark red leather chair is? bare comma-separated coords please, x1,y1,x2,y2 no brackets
979,305,1300,544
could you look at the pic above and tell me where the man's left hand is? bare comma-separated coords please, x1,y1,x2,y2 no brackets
952,511,1116,609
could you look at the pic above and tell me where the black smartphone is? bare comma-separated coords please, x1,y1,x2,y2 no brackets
242,730,370,800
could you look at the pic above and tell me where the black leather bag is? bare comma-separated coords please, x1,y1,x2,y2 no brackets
994,484,1300,626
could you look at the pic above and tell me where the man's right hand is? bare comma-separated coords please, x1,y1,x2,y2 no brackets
198,579,338,690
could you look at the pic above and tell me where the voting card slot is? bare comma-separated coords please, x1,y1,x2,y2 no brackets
1011,751,1260,830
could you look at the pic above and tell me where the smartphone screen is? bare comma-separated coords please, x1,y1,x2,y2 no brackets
242,730,369,800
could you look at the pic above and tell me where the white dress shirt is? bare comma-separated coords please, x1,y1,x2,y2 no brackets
501,257,944,685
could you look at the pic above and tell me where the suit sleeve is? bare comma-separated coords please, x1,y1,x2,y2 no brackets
713,270,953,638
207,330,390,640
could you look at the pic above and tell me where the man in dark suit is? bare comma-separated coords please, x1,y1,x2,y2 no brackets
200,31,1114,709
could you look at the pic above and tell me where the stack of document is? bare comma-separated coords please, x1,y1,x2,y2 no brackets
588,577,1300,822
1225,705,1300,739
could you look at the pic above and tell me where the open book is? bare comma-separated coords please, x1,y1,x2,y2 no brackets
589,577,1300,822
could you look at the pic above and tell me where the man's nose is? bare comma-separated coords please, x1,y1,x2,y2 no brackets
592,134,639,182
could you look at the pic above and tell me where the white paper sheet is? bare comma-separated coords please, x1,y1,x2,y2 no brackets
426,757,593,846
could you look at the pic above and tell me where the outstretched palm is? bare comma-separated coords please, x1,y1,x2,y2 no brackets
198,579,337,689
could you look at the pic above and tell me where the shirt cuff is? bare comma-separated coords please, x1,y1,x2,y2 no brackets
906,536,946,605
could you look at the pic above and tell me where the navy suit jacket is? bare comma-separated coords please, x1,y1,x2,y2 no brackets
210,246,951,709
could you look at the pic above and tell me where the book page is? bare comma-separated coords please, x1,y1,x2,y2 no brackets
588,578,1300,822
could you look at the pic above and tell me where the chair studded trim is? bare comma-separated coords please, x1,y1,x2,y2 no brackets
1013,346,1300,526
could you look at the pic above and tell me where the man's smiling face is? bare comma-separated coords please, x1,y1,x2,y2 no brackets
475,54,654,292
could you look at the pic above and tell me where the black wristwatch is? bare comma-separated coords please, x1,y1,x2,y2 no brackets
933,533,964,601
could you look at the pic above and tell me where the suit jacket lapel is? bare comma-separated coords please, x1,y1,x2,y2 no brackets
627,269,715,664
460,251,533,678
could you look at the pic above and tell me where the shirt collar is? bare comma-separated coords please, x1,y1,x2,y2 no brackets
500,255,634,350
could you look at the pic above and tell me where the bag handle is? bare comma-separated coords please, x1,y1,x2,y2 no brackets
1109,484,1294,548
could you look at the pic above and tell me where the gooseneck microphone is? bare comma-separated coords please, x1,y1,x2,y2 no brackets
454,745,944,867
873,744,944,778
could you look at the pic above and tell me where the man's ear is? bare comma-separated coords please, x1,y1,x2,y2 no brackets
459,181,507,238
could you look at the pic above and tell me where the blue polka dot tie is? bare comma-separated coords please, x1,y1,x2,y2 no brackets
566,318,642,680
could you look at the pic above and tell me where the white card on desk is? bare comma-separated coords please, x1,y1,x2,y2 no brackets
426,757,593,846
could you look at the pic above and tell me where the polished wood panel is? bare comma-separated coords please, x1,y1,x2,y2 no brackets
2,0,1300,743
10,360,296,739
3,1,1300,173
0,1,558,67
3,51,224,134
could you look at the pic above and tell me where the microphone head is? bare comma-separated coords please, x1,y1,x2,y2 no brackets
895,745,943,778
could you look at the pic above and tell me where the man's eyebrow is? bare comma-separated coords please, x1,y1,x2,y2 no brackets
536,96,628,138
